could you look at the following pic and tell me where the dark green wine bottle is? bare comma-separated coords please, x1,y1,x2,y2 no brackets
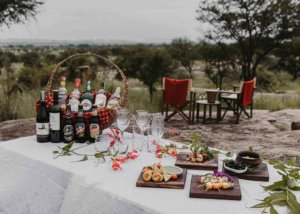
89,104,100,143
63,104,75,144
50,90,61,143
36,91,50,143
75,104,86,143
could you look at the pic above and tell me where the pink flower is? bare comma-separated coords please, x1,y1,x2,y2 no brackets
169,149,178,157
114,157,127,164
152,140,158,146
126,150,139,160
112,161,121,170
156,151,162,158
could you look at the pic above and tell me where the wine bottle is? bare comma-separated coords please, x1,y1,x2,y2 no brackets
80,81,93,112
69,78,81,112
95,81,107,109
89,104,100,143
75,104,86,143
50,90,61,143
63,104,75,143
36,91,50,142
107,87,121,110
58,76,67,110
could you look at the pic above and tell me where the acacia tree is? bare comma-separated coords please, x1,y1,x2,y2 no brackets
0,0,43,27
166,38,198,78
199,42,238,89
197,0,300,80
272,37,300,80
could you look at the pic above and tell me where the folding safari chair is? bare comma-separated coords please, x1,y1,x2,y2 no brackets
220,79,256,124
161,77,196,124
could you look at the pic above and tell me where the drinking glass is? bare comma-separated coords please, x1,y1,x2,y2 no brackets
133,125,144,151
94,134,110,154
147,125,160,153
116,109,130,154
135,110,151,144
151,115,165,145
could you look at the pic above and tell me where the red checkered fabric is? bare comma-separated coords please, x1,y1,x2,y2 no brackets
36,90,115,130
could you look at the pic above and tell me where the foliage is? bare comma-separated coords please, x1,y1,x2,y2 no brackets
199,42,239,89
252,158,300,213
166,38,198,78
256,68,280,92
272,37,300,80
116,45,176,100
20,52,42,68
0,0,43,27
197,0,300,81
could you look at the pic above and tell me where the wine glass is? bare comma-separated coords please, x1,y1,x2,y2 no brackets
135,110,151,143
151,115,164,145
116,108,130,154
94,134,110,154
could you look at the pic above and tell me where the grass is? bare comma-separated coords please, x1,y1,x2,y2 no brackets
254,93,300,111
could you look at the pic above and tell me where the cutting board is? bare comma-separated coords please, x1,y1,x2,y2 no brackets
136,168,187,189
175,153,218,170
223,163,269,182
189,175,242,200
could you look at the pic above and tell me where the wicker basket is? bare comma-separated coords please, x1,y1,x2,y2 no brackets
36,53,128,130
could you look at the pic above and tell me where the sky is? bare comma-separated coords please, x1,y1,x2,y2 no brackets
0,0,204,43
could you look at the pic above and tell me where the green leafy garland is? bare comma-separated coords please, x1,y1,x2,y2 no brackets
252,158,300,214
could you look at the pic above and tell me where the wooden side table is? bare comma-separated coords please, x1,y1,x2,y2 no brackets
196,100,221,124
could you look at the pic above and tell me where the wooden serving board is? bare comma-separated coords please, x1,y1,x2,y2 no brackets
222,163,269,182
189,175,242,200
175,153,218,170
136,168,187,189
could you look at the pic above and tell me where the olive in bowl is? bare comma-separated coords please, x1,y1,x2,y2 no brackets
236,151,262,166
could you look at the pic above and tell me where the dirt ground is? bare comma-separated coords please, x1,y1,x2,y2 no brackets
1,109,300,164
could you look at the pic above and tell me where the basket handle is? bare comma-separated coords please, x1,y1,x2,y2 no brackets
46,53,128,108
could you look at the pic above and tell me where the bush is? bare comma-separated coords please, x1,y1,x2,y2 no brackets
256,68,280,92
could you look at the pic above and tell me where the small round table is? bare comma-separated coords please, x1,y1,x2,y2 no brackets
196,100,221,124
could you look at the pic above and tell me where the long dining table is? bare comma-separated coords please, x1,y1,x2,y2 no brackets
0,134,298,214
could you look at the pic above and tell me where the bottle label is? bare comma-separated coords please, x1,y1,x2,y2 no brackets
75,123,85,137
90,123,100,138
95,94,107,108
63,125,74,142
50,113,60,130
107,100,119,110
70,98,80,112
81,99,92,111
36,123,50,135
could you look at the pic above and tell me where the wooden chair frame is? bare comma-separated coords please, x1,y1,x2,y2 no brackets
220,80,255,124
161,78,196,124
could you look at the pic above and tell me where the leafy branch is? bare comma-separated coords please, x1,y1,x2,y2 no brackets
252,157,300,213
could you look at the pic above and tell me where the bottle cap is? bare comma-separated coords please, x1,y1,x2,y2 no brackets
40,91,45,101
60,76,66,81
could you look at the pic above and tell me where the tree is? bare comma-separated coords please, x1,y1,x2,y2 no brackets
116,45,176,100
199,42,238,89
166,38,198,78
197,0,300,81
272,37,300,79
0,0,43,27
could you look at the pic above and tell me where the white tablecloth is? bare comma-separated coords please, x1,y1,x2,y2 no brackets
0,135,298,214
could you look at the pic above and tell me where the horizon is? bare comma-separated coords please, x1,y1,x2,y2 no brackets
0,0,204,43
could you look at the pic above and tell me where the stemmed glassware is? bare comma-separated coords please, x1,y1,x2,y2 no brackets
147,125,160,153
135,110,151,147
116,108,130,154
151,115,164,145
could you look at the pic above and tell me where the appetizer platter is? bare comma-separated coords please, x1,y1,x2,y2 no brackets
175,147,218,170
136,163,187,189
175,134,218,170
222,151,269,182
189,172,242,200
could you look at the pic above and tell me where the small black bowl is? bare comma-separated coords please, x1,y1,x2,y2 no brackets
236,151,262,166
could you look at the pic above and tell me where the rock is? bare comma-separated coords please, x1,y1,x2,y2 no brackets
291,120,300,130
